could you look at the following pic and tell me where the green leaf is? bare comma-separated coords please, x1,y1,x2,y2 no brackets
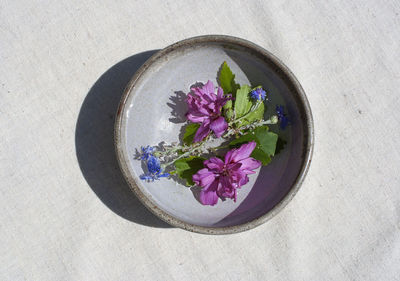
251,147,271,165
234,84,252,118
275,137,287,155
174,156,205,186
223,102,233,120
234,85,266,126
219,61,239,96
229,133,257,147
219,62,240,119
248,102,265,122
182,123,200,145
254,126,278,156
237,102,265,126
228,125,277,165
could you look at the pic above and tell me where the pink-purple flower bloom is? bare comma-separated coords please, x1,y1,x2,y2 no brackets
186,80,231,142
192,141,262,206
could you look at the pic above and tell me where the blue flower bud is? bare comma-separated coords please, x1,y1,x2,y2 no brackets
250,88,267,101
147,155,161,174
140,145,154,160
276,105,289,129
140,154,169,181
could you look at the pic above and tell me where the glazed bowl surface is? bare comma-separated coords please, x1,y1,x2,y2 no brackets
115,35,314,234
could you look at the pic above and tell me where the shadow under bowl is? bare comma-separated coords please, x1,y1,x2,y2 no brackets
115,35,314,234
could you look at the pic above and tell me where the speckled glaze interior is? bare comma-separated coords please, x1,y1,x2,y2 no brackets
115,36,313,234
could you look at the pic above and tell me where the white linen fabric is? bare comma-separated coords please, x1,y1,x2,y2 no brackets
1,0,399,280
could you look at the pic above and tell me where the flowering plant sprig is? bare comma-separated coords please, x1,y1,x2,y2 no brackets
137,62,289,206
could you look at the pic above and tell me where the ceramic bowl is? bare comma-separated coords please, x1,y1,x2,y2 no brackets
115,35,314,234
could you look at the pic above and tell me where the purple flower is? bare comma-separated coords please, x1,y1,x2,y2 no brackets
186,80,231,142
250,88,267,101
276,105,289,129
192,141,261,206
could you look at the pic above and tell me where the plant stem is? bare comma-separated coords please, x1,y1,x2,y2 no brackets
160,115,278,169
161,136,210,168
229,100,262,125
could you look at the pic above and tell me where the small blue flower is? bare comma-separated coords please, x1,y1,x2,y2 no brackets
140,146,154,160
140,155,169,181
276,105,289,129
147,155,161,174
250,88,267,101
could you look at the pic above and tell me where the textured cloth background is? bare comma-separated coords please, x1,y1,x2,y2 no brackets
1,0,400,280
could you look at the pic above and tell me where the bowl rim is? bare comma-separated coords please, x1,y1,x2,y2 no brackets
114,35,314,235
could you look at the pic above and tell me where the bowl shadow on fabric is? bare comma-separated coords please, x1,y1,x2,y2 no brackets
75,50,172,228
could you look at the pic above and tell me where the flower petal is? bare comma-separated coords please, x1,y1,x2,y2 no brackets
280,116,289,129
228,141,257,163
190,87,206,99
209,116,228,138
224,149,234,164
227,167,247,186
217,86,224,99
186,112,207,123
204,157,224,171
147,156,161,174
226,162,242,171
199,180,219,206
192,168,215,188
217,176,235,199
203,80,215,96
238,158,262,173
197,105,212,116
140,174,153,181
237,174,249,187
158,173,170,178
193,120,211,142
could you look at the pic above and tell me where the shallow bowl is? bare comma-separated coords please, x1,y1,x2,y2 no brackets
115,35,314,234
